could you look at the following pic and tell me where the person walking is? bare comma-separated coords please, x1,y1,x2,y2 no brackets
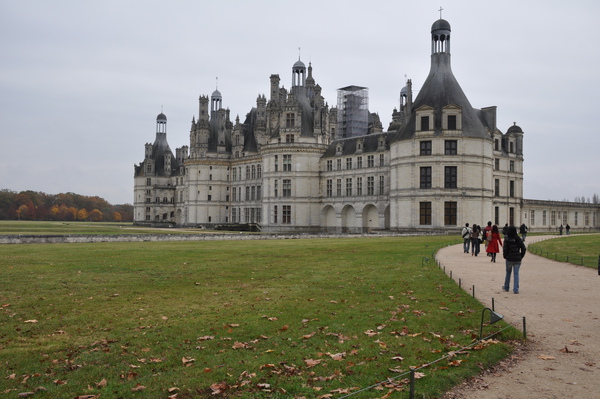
559,224,563,235
519,223,528,242
486,225,502,262
470,224,481,256
566,224,571,235
461,223,471,253
502,225,527,294
483,221,493,256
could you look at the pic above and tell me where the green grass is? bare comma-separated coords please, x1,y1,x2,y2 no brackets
528,234,600,268
0,221,211,235
0,236,520,398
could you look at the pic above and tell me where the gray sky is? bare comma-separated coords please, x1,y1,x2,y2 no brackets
1,0,599,205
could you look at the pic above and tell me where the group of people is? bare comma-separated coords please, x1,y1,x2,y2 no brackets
461,222,527,294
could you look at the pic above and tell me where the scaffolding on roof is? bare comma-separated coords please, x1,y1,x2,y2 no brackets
337,85,369,138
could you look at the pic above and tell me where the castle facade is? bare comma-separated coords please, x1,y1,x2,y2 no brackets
134,18,598,233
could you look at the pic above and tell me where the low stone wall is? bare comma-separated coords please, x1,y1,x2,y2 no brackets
0,230,446,245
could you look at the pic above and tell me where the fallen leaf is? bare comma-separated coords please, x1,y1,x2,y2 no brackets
391,356,404,361
131,383,146,392
364,329,379,337
168,387,180,393
24,320,38,323
538,354,555,360
96,378,107,387
182,357,195,366
304,358,322,368
17,393,35,398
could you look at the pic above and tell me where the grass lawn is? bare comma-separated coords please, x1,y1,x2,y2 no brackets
0,235,520,398
527,233,600,269
0,221,211,236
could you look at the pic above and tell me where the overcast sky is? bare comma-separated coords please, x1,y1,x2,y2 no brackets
1,0,599,205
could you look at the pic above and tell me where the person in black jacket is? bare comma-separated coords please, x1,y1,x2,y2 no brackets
502,226,527,294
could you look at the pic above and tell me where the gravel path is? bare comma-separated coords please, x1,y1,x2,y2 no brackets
437,235,600,399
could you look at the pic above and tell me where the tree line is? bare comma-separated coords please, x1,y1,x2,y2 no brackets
0,189,133,222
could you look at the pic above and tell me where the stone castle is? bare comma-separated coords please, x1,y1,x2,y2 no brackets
134,18,598,233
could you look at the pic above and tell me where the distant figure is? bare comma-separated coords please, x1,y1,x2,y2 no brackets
566,224,571,235
559,224,563,235
483,221,493,256
502,223,509,237
486,225,503,262
470,224,481,256
461,223,472,253
519,223,528,242
502,225,527,294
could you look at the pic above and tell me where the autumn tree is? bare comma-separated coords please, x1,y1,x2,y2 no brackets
113,211,122,222
89,209,103,222
77,209,89,221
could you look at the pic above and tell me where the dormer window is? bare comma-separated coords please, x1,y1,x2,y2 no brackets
420,116,430,131
442,105,461,131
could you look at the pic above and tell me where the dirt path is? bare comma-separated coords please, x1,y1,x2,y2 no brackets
437,235,600,399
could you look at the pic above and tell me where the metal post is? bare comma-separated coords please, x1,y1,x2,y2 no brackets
450,270,452,279
409,369,415,399
492,297,495,311
522,316,527,339
472,285,475,298
459,278,461,288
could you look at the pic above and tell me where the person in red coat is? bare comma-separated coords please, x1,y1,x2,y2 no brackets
485,225,503,262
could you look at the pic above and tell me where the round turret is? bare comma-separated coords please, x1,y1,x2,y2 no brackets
507,123,523,134
156,112,167,121
431,18,451,33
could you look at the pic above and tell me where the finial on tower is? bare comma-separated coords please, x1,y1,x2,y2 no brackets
216,76,218,90
298,47,301,60
439,6,443,19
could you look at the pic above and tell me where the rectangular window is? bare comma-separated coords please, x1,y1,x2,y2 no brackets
207,195,211,201
379,175,385,195
510,160,515,172
357,177,363,195
283,179,291,197
531,209,535,226
357,156,363,169
542,210,547,226
346,158,352,170
420,202,431,225
326,179,333,197
285,134,294,143
232,208,237,223
346,178,352,196
274,155,278,172
444,201,457,225
146,178,152,186
245,187,250,201
282,205,291,224
495,158,500,171
495,179,500,197
336,179,342,196
283,154,292,171
273,205,277,224
420,116,429,131
444,140,457,155
420,141,432,156
447,115,457,130
286,113,295,128
379,154,385,166
585,212,590,226
444,166,457,188
575,212,579,226
509,207,515,226
551,210,556,225
420,167,432,189
257,186,261,200
337,159,342,170
510,180,515,197
251,186,256,201
367,176,375,195
327,160,333,171
367,155,374,167
495,206,500,225
232,168,237,181
232,187,236,202
274,180,278,197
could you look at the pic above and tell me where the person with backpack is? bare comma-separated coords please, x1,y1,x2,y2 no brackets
519,223,528,242
461,223,472,253
502,225,527,294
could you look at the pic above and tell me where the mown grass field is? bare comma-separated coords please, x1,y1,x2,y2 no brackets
528,233,600,269
0,225,521,398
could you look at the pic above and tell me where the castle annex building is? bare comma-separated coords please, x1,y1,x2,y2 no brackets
134,18,599,233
